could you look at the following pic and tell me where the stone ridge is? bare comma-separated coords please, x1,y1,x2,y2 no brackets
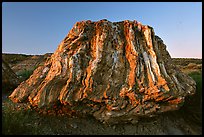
9,19,196,124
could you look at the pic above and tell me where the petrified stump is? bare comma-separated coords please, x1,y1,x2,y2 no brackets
2,59,20,91
9,19,196,124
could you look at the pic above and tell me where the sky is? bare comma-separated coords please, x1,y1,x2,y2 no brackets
2,2,202,58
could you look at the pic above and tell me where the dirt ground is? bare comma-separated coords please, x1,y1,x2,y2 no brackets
2,54,202,135
2,91,202,135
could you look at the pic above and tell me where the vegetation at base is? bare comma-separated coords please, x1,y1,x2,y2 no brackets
2,100,37,135
17,69,34,80
186,70,202,109
2,71,202,135
179,71,202,126
2,98,94,135
16,66,37,81
188,71,202,93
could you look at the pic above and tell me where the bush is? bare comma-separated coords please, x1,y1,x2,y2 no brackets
17,69,34,80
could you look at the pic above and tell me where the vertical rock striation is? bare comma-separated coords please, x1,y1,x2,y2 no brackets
9,19,196,124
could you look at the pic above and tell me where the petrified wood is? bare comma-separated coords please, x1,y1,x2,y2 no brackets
9,20,196,124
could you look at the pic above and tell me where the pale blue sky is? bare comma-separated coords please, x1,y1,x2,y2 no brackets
2,2,202,58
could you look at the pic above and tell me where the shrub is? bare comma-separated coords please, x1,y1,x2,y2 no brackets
17,69,34,80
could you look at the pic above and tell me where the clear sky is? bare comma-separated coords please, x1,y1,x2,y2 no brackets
2,2,202,58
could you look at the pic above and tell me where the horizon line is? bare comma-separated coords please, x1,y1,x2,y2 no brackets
2,52,202,59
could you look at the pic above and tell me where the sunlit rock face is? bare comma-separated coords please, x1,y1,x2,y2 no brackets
9,19,196,124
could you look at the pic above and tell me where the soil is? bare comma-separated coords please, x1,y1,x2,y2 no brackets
2,92,201,135
2,54,202,135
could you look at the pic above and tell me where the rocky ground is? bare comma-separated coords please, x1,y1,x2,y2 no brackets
2,53,202,135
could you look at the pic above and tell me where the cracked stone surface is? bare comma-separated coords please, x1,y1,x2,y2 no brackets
9,19,196,124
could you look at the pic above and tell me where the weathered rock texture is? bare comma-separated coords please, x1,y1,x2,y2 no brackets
2,59,20,91
9,19,196,124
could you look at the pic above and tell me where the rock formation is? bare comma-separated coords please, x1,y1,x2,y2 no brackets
2,59,20,91
9,19,196,124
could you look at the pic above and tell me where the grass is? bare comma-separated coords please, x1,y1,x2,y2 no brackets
188,71,202,106
17,68,36,81
2,99,37,135
188,71,202,93
178,71,202,126
2,98,72,135
2,97,97,135
185,70,202,110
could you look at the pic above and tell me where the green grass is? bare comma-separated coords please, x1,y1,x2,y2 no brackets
17,69,35,81
188,71,202,94
2,99,37,135
2,98,69,135
179,71,202,125
186,71,202,111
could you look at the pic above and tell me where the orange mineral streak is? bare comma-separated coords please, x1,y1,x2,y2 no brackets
142,26,170,92
58,62,73,101
157,76,170,91
126,92,139,106
124,22,138,90
106,104,113,111
168,98,182,104
149,49,169,91
83,24,106,99
84,64,92,89
143,94,151,102
146,86,159,95
125,44,137,89
119,87,129,97
147,71,154,87
155,95,165,102
91,97,102,103
103,84,110,99
83,29,101,95
82,92,88,98
83,69,93,98
58,41,65,52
